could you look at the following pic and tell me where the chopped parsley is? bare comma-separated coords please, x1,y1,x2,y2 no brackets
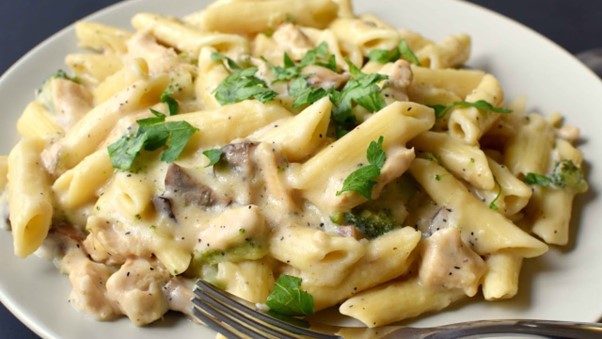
265,275,314,317
160,89,179,115
202,148,223,167
214,66,277,104
330,62,388,136
288,77,331,108
337,136,386,199
524,160,588,193
298,42,337,71
488,186,502,211
210,52,241,70
429,100,512,119
108,109,198,171
367,39,420,65
270,42,337,82
212,52,276,104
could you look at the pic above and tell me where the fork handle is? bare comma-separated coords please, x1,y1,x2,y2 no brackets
386,319,602,339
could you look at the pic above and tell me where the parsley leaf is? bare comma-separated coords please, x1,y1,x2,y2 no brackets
299,42,337,71
367,47,400,64
428,100,512,119
337,136,386,199
108,110,198,171
398,40,420,65
288,77,331,108
331,62,387,132
271,53,302,82
214,67,277,104
524,160,588,193
266,275,314,317
160,90,179,115
367,40,420,65
203,149,224,167
210,51,240,70
160,121,198,162
489,183,502,211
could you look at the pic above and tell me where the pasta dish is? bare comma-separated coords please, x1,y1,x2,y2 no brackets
0,0,589,330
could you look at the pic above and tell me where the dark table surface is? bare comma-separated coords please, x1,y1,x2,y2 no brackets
1,1,600,338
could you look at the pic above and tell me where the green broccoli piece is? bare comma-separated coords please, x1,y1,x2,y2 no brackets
553,160,588,192
187,240,267,277
524,160,588,193
342,208,401,239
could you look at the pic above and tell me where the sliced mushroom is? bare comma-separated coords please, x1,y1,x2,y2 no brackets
220,142,257,176
152,196,176,222
164,164,219,207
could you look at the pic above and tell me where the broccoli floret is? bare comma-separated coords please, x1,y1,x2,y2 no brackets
342,208,401,239
524,160,587,193
553,160,588,192
187,240,267,277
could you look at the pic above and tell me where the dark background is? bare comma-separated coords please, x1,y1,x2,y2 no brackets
0,1,600,338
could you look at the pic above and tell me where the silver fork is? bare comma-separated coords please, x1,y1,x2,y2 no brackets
192,280,602,338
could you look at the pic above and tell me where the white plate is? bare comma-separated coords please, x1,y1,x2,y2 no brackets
1,0,601,338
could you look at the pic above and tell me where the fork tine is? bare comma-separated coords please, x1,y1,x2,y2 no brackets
193,297,264,338
191,303,239,339
195,290,298,339
196,280,340,339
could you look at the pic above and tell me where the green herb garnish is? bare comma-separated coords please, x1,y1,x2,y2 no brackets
337,136,386,199
202,148,223,167
524,160,588,193
265,275,314,317
108,109,198,171
214,67,277,104
367,39,420,65
160,90,179,115
288,77,331,108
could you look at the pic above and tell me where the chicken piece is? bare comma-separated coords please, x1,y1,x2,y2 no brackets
162,277,194,315
371,146,415,198
83,216,153,265
272,23,313,60
60,247,120,320
51,78,93,128
126,31,178,75
105,258,170,326
302,65,349,89
419,227,486,296
379,59,412,103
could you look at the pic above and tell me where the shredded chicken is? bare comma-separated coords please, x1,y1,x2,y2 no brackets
302,65,349,89
418,227,486,296
51,78,93,128
162,277,194,316
105,258,170,326
60,247,119,320
379,59,412,103
271,23,313,60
